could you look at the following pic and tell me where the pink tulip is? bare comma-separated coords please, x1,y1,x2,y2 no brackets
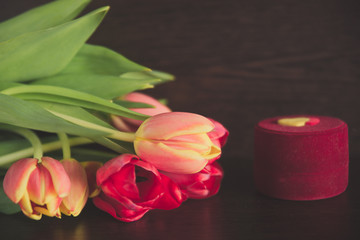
3,157,71,220
60,159,89,217
93,154,184,222
162,162,224,199
207,119,229,164
208,119,229,147
134,112,222,174
112,92,171,132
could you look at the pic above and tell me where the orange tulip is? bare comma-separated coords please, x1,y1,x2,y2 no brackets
134,112,221,174
3,157,71,220
60,159,89,217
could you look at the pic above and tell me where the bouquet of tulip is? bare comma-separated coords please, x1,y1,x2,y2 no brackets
0,0,228,222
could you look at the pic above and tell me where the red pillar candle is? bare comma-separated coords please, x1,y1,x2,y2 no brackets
254,115,348,200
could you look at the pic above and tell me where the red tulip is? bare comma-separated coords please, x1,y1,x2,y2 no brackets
3,157,71,220
134,112,222,174
162,162,224,199
112,92,171,132
93,154,184,222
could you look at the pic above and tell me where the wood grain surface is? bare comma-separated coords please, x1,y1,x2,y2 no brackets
1,0,360,239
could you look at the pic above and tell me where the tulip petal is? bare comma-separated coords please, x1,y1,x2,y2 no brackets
21,209,42,220
133,167,162,204
166,133,213,154
93,193,149,222
110,164,139,201
18,191,37,219
112,92,172,132
134,139,208,174
26,167,43,205
3,158,37,203
163,162,224,199
100,180,140,210
153,174,184,210
41,157,71,197
96,154,135,186
34,196,62,218
204,144,221,161
207,119,229,147
123,92,172,126
125,92,171,116
136,112,215,140
60,159,89,216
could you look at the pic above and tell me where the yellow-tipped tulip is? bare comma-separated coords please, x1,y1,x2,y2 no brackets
3,157,71,220
60,159,89,217
134,112,221,174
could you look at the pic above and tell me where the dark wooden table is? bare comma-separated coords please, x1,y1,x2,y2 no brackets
1,0,360,239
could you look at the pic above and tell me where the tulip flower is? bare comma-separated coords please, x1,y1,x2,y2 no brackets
162,162,224,199
134,112,222,174
60,159,89,217
93,154,184,222
3,157,71,220
112,92,171,132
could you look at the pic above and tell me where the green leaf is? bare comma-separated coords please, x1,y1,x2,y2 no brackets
113,100,154,109
90,136,131,153
32,74,160,99
0,180,21,215
2,85,148,120
143,70,175,82
0,94,107,137
0,82,22,91
0,134,31,157
30,100,118,133
0,6,109,82
60,44,149,75
157,98,169,105
121,70,175,82
0,0,91,42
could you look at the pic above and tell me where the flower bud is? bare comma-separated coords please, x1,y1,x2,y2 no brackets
112,92,171,132
3,157,71,220
134,112,221,174
60,159,89,217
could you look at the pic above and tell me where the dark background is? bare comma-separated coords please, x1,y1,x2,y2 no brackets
1,0,360,239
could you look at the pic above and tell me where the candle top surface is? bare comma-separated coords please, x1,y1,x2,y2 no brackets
256,115,346,134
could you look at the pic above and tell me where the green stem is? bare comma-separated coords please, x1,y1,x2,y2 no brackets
57,132,71,159
0,137,92,167
0,124,43,160
108,132,136,142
